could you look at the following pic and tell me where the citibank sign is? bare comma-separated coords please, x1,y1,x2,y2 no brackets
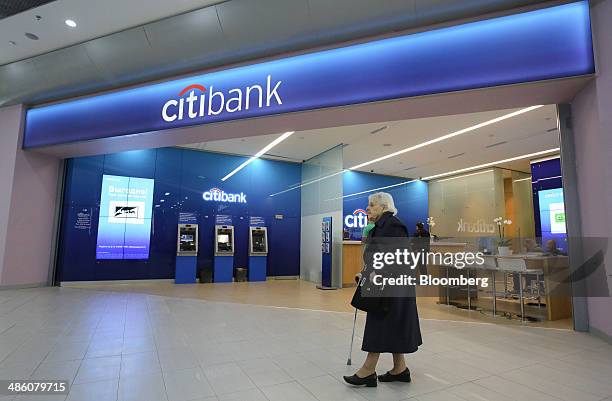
345,209,368,228
162,75,282,123
203,188,247,203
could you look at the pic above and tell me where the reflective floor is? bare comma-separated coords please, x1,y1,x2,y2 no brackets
0,287,610,401
61,280,573,329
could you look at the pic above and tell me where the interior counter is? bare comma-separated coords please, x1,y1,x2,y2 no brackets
342,241,363,287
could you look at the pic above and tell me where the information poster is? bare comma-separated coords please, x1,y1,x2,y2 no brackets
96,175,155,259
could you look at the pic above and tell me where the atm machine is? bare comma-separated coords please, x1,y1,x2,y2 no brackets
176,224,198,284
248,226,268,281
213,225,234,282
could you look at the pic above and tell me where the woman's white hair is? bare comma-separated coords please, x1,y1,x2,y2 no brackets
368,192,397,215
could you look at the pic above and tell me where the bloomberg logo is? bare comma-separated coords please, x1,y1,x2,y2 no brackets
203,188,247,204
162,75,282,122
345,209,368,228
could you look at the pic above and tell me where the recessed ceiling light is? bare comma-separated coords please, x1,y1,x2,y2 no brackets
383,143,392,147
8,40,16,45
35,15,42,21
65,19,77,28
25,33,39,40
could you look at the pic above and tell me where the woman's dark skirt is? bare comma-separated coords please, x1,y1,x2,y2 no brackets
362,297,422,353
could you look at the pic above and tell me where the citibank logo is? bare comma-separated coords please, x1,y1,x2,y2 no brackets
345,209,368,228
457,218,496,233
203,187,247,203
161,75,283,122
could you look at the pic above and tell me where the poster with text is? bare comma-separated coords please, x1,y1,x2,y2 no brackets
96,175,155,259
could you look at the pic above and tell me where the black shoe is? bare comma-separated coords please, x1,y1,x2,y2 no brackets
343,372,378,387
378,368,411,383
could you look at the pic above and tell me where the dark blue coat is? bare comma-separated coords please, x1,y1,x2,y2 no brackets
361,211,423,354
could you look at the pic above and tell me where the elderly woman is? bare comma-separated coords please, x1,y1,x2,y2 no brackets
344,192,422,387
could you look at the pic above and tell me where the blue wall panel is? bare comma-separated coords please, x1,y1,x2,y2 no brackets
56,147,301,282
342,171,428,239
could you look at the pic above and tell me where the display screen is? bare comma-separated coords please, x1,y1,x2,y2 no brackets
218,234,229,244
537,188,567,253
96,175,155,259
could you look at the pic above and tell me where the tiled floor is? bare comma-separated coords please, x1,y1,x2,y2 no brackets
0,287,610,401
63,280,573,329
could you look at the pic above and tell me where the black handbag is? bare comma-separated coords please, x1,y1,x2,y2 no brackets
350,273,388,314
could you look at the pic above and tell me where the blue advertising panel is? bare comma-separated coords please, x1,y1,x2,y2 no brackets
24,2,593,148
537,188,567,253
96,175,155,259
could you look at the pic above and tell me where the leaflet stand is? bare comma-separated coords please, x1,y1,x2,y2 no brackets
317,216,337,290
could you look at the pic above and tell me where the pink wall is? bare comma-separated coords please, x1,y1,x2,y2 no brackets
0,105,22,282
571,0,612,339
0,105,61,286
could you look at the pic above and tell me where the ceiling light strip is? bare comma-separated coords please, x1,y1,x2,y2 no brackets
513,176,532,183
348,105,543,170
222,131,294,181
422,148,560,181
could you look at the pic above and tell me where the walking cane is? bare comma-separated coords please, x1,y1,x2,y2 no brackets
347,308,358,365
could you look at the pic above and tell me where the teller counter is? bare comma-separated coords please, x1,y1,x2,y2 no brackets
342,241,363,287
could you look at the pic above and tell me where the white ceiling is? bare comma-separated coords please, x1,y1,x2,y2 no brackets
0,0,221,65
179,104,560,179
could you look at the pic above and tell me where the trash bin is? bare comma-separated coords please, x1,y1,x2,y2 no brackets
235,268,247,282
199,268,212,283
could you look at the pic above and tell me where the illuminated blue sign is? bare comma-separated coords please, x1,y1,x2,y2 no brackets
203,187,247,203
24,2,594,148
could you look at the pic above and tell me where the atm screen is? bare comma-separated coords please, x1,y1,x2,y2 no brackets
180,234,194,242
252,231,267,252
218,234,229,244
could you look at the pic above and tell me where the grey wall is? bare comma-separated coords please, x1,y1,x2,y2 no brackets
570,0,612,340
0,105,60,287
300,146,343,287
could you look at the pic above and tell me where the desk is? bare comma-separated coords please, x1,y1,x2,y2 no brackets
342,241,362,287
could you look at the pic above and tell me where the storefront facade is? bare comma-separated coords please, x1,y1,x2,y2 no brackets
0,1,610,340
